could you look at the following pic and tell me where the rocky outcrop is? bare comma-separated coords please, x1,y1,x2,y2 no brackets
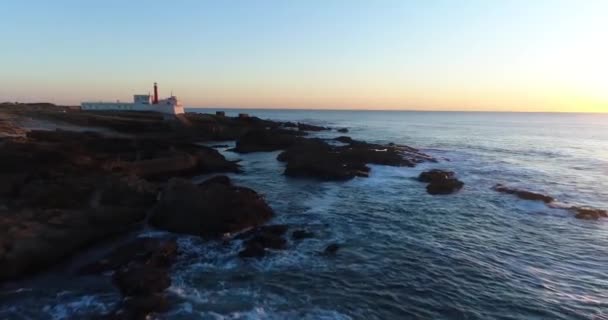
0,125,242,283
418,169,464,195
323,243,340,255
493,184,554,203
292,229,315,240
237,224,289,258
337,128,349,133
278,138,432,181
418,169,456,183
334,136,354,144
0,206,150,282
296,123,329,132
149,176,274,237
25,129,239,179
570,207,608,220
232,129,304,153
492,185,606,220
88,238,178,320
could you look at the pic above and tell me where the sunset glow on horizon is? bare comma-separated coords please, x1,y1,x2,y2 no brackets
1,0,607,112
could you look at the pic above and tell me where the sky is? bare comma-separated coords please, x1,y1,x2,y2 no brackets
0,0,607,112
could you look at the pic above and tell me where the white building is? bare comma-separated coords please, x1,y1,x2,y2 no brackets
81,83,185,115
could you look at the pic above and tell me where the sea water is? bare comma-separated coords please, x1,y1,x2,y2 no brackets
2,110,607,320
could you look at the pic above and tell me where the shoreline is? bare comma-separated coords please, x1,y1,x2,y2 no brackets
1,103,605,319
0,103,439,319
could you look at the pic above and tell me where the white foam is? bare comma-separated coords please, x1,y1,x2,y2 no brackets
166,305,352,320
42,294,114,320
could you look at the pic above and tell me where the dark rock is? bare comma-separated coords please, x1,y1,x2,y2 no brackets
113,265,171,296
149,178,274,237
426,179,464,195
239,224,289,238
493,184,554,203
0,205,151,282
571,207,608,220
121,294,170,318
323,243,340,255
245,233,286,250
237,224,288,259
233,129,302,153
418,169,455,183
238,242,266,258
91,238,178,320
292,229,315,240
334,136,354,144
78,238,178,275
337,128,349,133
278,138,431,181
197,175,232,187
418,169,464,195
297,123,329,132
211,144,229,148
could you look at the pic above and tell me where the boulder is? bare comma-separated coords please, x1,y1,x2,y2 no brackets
418,169,455,183
493,184,554,203
237,224,288,259
149,177,274,237
334,136,354,144
292,229,315,240
96,238,178,320
337,128,349,133
426,179,464,195
238,242,266,258
419,169,464,195
323,243,340,255
571,207,608,220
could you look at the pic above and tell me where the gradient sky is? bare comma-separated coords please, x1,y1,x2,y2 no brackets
1,0,607,112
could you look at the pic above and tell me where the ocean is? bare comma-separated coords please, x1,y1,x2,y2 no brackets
2,110,607,319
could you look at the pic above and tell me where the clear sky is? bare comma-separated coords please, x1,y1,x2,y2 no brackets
1,0,606,112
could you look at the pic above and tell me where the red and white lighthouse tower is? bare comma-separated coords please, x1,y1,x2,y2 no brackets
153,82,159,104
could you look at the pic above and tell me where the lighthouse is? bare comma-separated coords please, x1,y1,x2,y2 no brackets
80,83,185,115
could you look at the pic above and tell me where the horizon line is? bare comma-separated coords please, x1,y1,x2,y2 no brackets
187,106,608,115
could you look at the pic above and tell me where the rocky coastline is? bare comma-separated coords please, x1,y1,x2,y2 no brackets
0,104,438,319
0,103,605,319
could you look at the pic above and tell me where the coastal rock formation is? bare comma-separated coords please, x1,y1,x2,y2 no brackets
493,184,554,203
418,169,456,183
237,224,289,258
334,136,354,144
337,128,349,133
232,128,303,153
149,176,274,237
292,229,315,240
281,121,329,131
0,124,241,282
296,122,329,132
90,238,179,319
0,206,150,282
570,207,608,220
25,129,239,179
418,169,464,195
323,243,340,255
492,185,607,220
278,137,433,181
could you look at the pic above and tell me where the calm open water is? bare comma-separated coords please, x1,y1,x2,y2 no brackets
2,110,608,320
